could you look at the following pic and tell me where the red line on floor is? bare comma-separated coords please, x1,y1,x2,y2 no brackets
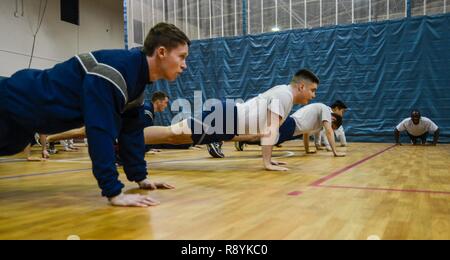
287,191,303,196
309,144,397,187
318,185,450,195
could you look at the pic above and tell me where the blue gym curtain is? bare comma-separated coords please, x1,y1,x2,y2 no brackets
150,14,450,143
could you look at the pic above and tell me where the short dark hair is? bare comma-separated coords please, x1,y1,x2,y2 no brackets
152,91,169,102
331,113,343,128
411,109,421,117
331,100,348,110
143,23,191,56
291,69,320,85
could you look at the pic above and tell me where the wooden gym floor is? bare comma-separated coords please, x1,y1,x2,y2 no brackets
0,142,449,240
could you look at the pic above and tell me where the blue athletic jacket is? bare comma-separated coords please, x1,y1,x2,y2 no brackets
0,48,151,198
143,102,155,128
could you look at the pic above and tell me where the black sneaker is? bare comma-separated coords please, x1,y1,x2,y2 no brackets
47,142,58,155
234,141,246,151
207,142,225,158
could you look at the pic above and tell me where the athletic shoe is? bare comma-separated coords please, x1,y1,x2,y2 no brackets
234,141,246,151
207,142,225,158
47,142,58,154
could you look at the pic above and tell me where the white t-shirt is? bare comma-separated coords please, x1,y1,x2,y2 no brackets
237,84,294,135
396,117,439,136
317,125,347,147
291,103,332,136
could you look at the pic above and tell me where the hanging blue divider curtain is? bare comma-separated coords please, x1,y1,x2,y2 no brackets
149,14,450,143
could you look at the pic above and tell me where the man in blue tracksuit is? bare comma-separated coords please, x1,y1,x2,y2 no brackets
116,91,171,165
143,92,169,130
142,92,193,151
0,23,190,207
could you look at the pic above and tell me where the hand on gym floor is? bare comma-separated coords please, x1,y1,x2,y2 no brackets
27,156,47,162
334,153,346,157
271,160,287,166
266,162,289,171
109,193,160,207
315,145,325,151
138,179,175,190
42,150,50,159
